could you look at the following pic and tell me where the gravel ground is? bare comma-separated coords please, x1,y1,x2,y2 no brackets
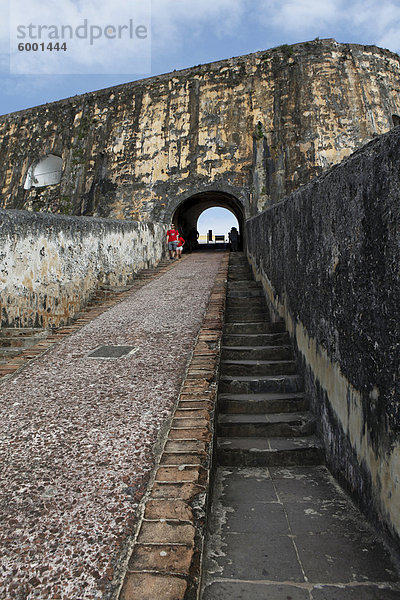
0,252,223,600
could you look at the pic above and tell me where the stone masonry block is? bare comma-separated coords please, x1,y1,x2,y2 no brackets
172,417,210,428
177,400,214,410
179,390,215,401
138,521,195,546
144,499,194,521
169,428,211,441
164,440,207,453
160,453,206,466
128,544,193,575
174,409,210,419
151,482,204,500
121,573,187,600
181,381,212,393
155,466,205,484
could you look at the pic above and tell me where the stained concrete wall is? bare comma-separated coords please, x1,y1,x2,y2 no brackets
246,128,400,547
1,40,400,222
0,210,165,328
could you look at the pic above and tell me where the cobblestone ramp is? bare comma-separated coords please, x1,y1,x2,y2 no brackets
0,252,225,600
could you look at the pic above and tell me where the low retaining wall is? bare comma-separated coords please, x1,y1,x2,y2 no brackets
0,209,165,328
246,129,400,548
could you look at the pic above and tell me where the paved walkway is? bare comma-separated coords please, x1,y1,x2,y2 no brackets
201,466,400,599
0,252,224,600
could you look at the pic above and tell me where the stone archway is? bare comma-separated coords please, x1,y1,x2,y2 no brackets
170,190,245,250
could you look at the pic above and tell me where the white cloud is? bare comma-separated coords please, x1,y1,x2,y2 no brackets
151,0,249,53
347,0,400,50
255,0,400,53
9,0,151,75
349,0,399,30
265,0,340,31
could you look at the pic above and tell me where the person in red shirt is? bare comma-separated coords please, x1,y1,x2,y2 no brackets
166,224,179,259
176,235,185,259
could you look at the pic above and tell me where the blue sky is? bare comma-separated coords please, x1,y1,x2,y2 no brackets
198,207,238,237
2,0,400,231
2,0,400,116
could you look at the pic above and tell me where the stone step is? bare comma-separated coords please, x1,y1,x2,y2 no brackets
227,274,254,281
218,412,316,438
0,328,44,337
228,254,247,261
225,298,270,314
99,285,132,292
228,263,252,269
228,272,253,277
0,335,46,348
224,322,286,335
226,302,267,310
227,289,264,298
218,391,308,414
221,345,293,361
217,435,324,466
219,374,303,394
227,281,261,289
223,332,290,346
225,312,268,322
0,347,24,359
226,297,267,307
221,359,297,377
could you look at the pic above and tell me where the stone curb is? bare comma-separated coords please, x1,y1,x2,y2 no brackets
0,257,182,382
118,253,229,600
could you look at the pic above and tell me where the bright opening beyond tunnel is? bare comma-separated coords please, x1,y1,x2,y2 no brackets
197,207,239,244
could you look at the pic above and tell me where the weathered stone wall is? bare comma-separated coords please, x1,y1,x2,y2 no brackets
246,128,400,547
0,210,165,328
1,40,400,222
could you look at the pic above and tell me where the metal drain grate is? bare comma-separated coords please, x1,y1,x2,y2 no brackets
86,345,139,359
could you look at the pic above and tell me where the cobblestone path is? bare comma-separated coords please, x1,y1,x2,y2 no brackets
0,252,223,600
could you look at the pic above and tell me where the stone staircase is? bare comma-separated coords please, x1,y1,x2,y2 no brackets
0,328,48,365
217,252,323,467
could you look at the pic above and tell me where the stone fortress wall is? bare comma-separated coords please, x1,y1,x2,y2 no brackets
0,38,399,554
1,39,400,224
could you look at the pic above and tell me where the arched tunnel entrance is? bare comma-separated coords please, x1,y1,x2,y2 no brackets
171,190,245,251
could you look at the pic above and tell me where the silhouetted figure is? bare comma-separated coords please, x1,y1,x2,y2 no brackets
228,227,239,252
187,227,199,252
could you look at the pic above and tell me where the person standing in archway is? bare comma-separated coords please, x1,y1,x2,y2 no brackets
187,227,199,252
229,227,239,252
166,224,179,259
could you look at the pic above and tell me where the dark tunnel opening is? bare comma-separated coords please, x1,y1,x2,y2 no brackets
171,191,245,252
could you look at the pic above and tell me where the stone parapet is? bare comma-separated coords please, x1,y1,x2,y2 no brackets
0,209,165,328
